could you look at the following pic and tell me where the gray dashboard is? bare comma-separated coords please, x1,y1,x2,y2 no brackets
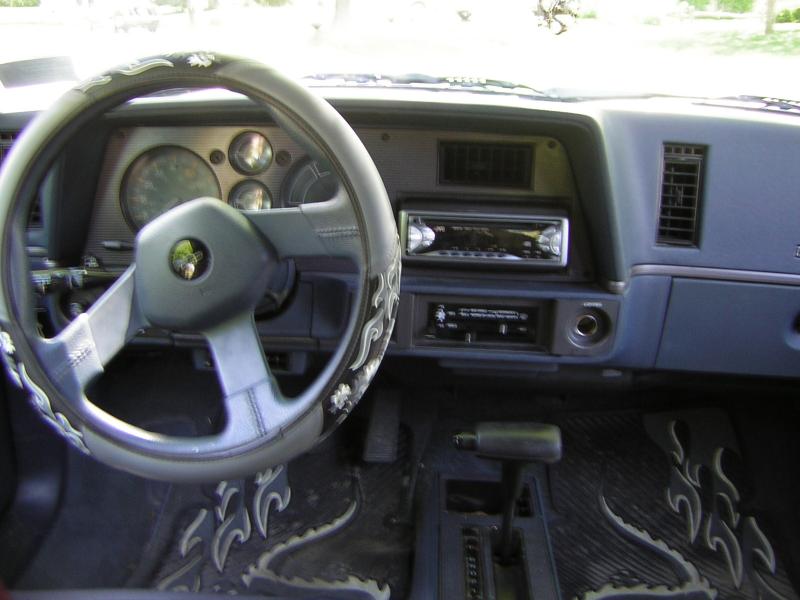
595,100,800,378
11,91,800,379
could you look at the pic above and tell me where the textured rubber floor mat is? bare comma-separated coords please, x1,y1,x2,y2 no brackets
154,430,412,599
549,410,798,600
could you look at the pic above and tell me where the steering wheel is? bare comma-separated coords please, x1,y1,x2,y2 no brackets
0,53,400,482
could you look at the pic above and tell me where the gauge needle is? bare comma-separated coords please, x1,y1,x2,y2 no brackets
163,197,185,211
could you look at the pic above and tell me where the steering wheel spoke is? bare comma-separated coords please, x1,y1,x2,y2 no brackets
40,266,141,395
205,314,301,445
244,188,362,262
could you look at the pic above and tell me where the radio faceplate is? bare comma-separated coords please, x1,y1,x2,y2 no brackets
399,210,569,267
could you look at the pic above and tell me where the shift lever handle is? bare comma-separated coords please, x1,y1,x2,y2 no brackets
453,422,562,564
453,422,562,463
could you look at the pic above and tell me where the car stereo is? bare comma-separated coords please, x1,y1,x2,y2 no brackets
399,210,568,267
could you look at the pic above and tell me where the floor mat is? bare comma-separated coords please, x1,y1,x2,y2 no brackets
549,409,798,600
153,429,413,599
16,448,173,590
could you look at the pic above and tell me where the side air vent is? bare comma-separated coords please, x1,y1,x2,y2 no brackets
0,132,43,229
0,132,15,164
439,141,533,188
657,143,706,246
27,196,43,229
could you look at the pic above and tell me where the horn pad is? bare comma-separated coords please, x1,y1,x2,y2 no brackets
134,198,277,330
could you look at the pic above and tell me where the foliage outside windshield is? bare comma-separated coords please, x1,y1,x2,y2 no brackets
0,0,798,102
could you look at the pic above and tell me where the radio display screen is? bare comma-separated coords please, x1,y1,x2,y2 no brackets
433,220,541,256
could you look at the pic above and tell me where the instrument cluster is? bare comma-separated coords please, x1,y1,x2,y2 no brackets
117,128,338,231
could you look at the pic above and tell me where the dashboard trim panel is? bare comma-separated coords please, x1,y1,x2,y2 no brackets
630,264,800,287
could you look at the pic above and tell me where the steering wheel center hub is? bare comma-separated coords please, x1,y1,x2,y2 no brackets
134,197,276,331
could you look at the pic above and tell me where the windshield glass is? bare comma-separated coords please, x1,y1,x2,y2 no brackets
0,0,797,101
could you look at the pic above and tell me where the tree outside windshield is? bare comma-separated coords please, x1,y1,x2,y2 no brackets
0,0,797,101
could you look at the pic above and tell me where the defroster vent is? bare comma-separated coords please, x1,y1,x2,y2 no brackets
657,143,705,246
439,141,533,188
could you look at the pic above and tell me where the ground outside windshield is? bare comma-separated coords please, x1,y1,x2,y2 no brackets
0,0,797,103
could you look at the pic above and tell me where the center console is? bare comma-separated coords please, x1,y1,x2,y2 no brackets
383,127,617,367
393,188,620,362
435,422,563,600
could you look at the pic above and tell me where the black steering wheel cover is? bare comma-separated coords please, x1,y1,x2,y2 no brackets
0,52,400,481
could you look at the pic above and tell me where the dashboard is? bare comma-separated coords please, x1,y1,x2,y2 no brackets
10,89,800,380
84,125,575,267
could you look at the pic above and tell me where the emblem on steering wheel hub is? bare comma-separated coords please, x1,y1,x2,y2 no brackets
170,238,209,281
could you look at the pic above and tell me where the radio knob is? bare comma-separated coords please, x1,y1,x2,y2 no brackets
407,223,436,254
537,225,562,257
407,224,424,253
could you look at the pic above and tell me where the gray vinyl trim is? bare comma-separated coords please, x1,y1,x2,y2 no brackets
604,280,626,294
630,264,800,286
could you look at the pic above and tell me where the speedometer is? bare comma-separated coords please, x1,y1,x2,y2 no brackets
120,146,221,230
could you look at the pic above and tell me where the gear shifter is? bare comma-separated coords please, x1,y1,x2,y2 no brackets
453,422,562,563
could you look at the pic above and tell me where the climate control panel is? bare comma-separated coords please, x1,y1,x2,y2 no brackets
430,303,542,348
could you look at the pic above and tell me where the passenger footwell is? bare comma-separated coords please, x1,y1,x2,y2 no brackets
549,410,798,600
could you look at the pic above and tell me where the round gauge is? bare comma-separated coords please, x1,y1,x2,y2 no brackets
280,157,340,206
120,146,220,230
228,131,273,175
229,180,272,211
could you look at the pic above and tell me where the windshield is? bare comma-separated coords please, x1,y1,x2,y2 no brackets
0,0,797,101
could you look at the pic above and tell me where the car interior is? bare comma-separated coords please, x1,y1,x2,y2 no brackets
0,47,798,600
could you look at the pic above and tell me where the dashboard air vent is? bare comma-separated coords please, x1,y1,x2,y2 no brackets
657,143,705,246
439,141,533,188
0,132,43,229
